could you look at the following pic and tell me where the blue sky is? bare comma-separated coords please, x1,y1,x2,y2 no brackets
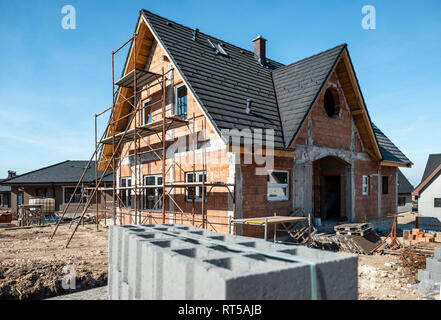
0,0,440,186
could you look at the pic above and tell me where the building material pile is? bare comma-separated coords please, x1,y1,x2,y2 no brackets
404,229,440,243
335,223,373,236
311,223,382,254
108,224,358,300
414,247,441,298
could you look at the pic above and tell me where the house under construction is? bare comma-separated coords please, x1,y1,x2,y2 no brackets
53,10,412,246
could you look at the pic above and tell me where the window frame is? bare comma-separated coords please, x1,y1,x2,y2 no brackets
185,171,207,203
362,176,369,196
141,97,153,125
120,177,132,209
36,188,48,198
434,198,441,208
267,170,290,202
144,174,163,212
174,83,188,120
63,186,85,204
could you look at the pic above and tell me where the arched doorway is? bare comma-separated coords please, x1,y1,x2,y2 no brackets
313,156,351,221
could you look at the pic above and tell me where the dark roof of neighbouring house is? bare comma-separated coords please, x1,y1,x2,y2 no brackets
397,169,413,194
421,153,441,183
138,10,410,164
0,179,11,192
0,161,113,185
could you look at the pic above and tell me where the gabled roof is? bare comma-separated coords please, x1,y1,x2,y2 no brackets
397,169,413,194
421,153,441,182
372,124,412,165
1,161,113,185
413,153,441,197
272,44,346,146
141,10,286,147
104,10,411,167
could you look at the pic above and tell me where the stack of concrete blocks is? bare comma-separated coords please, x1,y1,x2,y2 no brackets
108,224,358,300
416,246,441,298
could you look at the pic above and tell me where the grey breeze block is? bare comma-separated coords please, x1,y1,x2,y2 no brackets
108,224,358,300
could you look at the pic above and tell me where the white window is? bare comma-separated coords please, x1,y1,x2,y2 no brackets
362,176,369,195
267,170,289,201
142,97,152,125
186,171,207,202
144,175,163,211
174,83,187,120
120,178,132,208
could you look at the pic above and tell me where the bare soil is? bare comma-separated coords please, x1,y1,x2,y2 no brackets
0,217,439,300
0,222,108,300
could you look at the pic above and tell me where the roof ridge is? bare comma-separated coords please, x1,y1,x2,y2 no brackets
273,43,347,73
1,160,71,184
140,9,284,67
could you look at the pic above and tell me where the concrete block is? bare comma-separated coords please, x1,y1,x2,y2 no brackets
435,246,441,260
418,269,441,283
108,224,358,300
426,258,441,273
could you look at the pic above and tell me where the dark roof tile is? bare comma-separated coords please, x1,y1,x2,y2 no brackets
1,161,112,185
372,124,411,164
398,169,414,194
140,10,410,164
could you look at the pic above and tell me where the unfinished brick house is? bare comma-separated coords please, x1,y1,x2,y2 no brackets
93,10,412,238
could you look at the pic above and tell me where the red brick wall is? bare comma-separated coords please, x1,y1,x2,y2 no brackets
241,155,293,238
294,70,398,220
380,166,397,216
354,160,380,220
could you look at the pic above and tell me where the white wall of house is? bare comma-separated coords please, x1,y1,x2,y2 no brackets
419,174,441,219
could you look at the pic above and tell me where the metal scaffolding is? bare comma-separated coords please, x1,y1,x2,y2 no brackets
50,32,236,247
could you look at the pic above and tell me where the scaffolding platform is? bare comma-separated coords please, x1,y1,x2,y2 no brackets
115,68,162,89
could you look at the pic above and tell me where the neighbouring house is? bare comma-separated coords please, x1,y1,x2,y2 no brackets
0,171,16,209
98,10,412,238
397,169,413,213
1,161,113,215
413,154,441,220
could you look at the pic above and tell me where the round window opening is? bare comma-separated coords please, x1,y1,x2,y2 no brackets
324,89,340,118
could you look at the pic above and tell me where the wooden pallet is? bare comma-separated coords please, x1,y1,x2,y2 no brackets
334,223,370,232
336,227,373,237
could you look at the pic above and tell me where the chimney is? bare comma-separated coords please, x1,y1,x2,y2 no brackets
7,170,16,179
252,35,267,64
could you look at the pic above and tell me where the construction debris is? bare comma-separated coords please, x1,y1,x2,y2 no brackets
405,228,439,243
309,222,382,254
311,231,382,254
400,247,426,274
413,246,441,299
